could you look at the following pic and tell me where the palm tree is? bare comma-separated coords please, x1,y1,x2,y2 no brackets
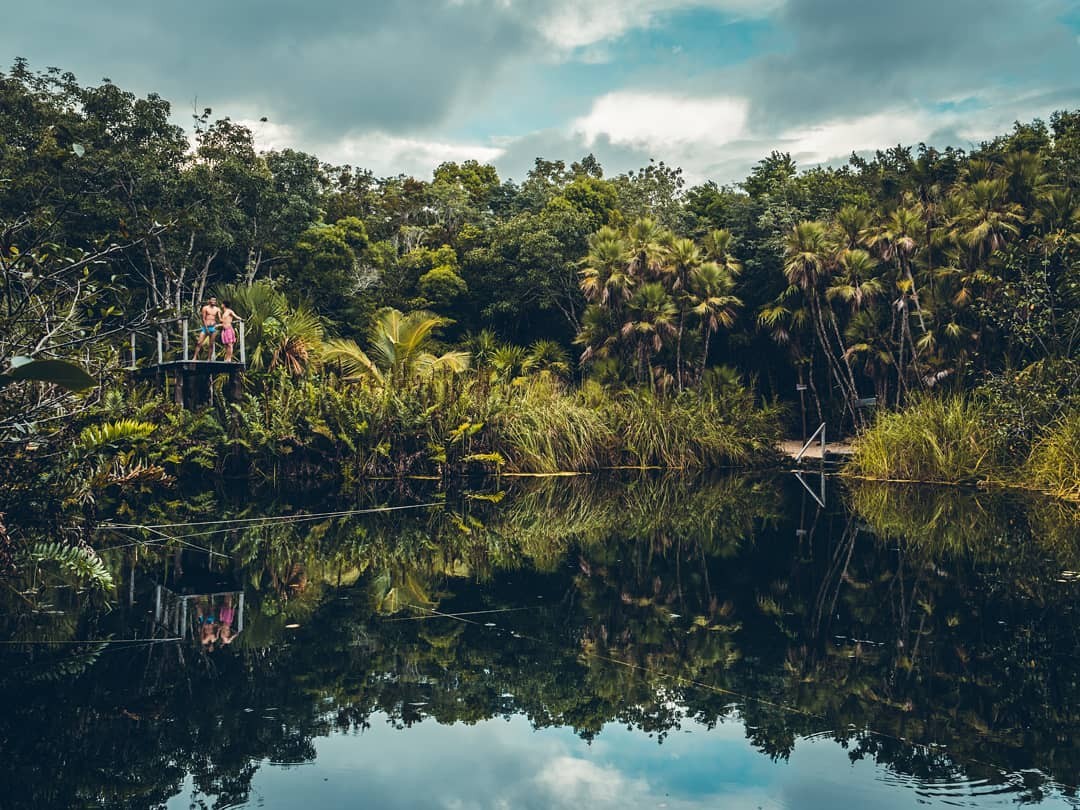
625,217,669,283
952,178,1024,261
844,309,894,406
1034,188,1080,235
491,344,529,380
622,282,678,387
368,308,470,382
215,281,324,376
784,221,831,293
463,329,500,369
690,262,742,380
526,340,571,378
827,249,882,313
784,221,860,424
322,308,469,386
833,206,871,251
580,227,633,308
701,228,742,277
575,304,619,365
664,237,702,389
1002,151,1048,210
864,206,929,402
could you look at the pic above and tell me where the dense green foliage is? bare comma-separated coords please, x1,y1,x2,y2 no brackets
3,57,1080,569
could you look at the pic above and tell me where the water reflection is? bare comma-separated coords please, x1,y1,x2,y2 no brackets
1,474,1079,808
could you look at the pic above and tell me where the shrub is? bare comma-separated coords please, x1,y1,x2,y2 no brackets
847,396,1004,484
1028,412,1080,501
488,378,610,473
600,382,782,469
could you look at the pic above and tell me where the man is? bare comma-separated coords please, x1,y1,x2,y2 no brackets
193,297,221,360
220,300,242,362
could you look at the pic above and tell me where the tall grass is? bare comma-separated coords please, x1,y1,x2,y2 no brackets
488,378,610,473
846,396,1006,484
1027,413,1080,502
600,386,782,469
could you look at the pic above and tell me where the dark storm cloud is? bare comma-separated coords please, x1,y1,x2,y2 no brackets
1,0,536,133
738,0,1080,130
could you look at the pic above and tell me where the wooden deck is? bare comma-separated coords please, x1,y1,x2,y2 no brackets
778,439,854,461
125,319,249,408
133,360,246,377
132,359,246,408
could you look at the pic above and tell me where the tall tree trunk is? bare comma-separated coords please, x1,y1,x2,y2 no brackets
700,325,712,383
675,312,685,392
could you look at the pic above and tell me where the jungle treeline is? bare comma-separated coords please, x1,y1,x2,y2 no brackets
2,59,1080,506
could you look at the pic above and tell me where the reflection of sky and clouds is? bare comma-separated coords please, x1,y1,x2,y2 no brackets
170,712,1076,809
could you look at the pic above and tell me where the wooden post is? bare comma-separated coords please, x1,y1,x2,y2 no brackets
157,330,163,365
129,332,136,370
227,369,243,402
178,595,187,636
238,320,246,365
182,320,189,361
173,369,184,407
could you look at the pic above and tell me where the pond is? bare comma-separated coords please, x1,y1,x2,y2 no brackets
2,473,1079,809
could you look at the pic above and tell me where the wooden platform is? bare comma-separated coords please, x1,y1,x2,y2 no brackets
131,359,246,408
778,439,854,460
133,360,246,377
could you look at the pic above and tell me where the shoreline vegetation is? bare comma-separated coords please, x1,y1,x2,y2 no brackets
2,59,1080,576
843,364,1080,501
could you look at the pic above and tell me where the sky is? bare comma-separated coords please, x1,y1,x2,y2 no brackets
5,1,1080,184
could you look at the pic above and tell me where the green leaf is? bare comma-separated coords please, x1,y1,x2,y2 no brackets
1,359,96,391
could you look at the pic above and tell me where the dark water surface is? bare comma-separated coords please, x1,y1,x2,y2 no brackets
2,474,1079,809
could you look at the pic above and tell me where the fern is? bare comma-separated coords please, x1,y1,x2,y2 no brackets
19,542,115,590
24,641,108,683
79,419,156,452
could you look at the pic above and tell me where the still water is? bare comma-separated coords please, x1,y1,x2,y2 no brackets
2,474,1079,809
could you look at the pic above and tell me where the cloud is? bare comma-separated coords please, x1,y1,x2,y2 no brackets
242,119,504,176
737,0,1080,131
533,0,783,50
4,0,1077,189
778,110,939,165
2,0,537,135
532,756,650,804
573,92,749,151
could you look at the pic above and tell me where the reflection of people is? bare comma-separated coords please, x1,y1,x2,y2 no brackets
195,597,218,650
192,297,221,360
220,301,242,363
218,594,238,646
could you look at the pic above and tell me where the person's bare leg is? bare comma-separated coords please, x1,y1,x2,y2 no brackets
194,333,206,360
